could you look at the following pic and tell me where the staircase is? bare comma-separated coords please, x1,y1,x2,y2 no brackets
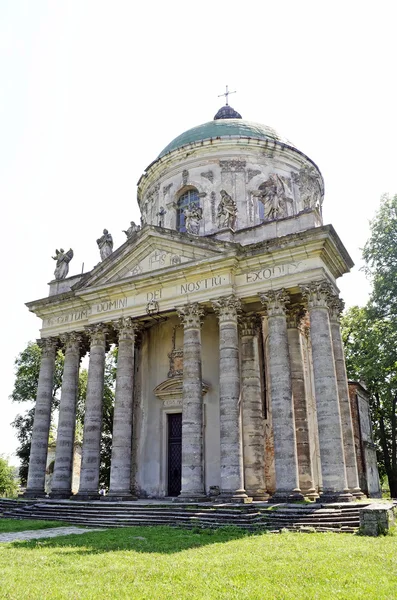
0,498,367,533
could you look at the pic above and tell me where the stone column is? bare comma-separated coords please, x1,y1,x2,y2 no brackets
300,281,352,502
286,307,317,499
239,315,267,500
51,333,83,498
177,303,205,500
76,324,107,500
25,337,58,498
260,290,303,502
329,297,363,497
108,317,138,500
212,295,248,502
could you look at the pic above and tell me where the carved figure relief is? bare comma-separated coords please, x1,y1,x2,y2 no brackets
52,248,73,280
156,206,166,227
96,229,113,261
217,189,237,229
293,165,323,212
184,204,202,235
253,174,294,220
123,221,140,239
171,255,181,265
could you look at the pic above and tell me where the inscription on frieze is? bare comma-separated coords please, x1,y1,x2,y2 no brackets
45,308,91,327
245,262,302,283
96,298,127,313
179,275,227,294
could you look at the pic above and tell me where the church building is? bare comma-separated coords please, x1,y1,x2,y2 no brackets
24,99,381,503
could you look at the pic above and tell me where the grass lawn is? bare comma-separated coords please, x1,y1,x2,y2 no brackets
0,518,71,533
0,525,396,599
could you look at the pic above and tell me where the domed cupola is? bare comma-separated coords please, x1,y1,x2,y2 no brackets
137,106,324,241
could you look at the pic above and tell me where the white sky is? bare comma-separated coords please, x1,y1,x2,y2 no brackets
1,1,396,464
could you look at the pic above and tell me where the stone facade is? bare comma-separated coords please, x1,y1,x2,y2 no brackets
24,107,380,502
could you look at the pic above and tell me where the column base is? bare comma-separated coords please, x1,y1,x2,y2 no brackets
316,491,354,503
49,490,72,499
301,487,320,501
103,493,137,502
245,489,270,501
351,488,365,499
72,493,101,501
24,489,47,499
269,490,305,503
215,489,252,504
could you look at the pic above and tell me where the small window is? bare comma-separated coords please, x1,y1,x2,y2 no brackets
177,189,199,232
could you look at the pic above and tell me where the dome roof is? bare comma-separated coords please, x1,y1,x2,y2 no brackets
158,118,295,159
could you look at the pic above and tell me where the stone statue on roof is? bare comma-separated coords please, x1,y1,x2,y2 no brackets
52,248,74,280
123,221,140,239
217,190,237,229
97,229,113,261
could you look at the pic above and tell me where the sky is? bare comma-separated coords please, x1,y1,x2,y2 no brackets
1,0,396,464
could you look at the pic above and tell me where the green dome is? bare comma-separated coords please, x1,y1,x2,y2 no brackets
158,119,295,158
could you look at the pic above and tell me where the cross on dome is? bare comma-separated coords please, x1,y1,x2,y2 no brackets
218,85,236,106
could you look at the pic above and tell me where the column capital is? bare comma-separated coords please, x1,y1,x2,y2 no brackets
177,302,204,329
286,305,307,329
328,297,345,323
300,280,336,309
212,294,241,323
260,288,290,317
239,314,261,337
60,332,84,352
114,317,140,342
37,337,58,357
85,323,108,347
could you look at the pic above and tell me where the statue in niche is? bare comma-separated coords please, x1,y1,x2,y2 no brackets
254,174,293,220
293,166,323,212
96,229,113,261
184,204,202,235
123,221,140,239
52,248,74,280
157,206,166,227
217,189,237,229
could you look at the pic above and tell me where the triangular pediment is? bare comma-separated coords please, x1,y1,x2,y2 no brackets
73,226,234,290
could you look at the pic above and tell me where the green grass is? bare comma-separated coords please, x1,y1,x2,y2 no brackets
0,525,396,599
0,518,70,533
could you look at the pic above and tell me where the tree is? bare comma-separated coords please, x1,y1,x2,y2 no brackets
341,194,397,497
10,342,115,488
0,456,19,498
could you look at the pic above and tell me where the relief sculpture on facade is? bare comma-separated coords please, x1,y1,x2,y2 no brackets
217,190,237,229
292,165,323,213
184,203,202,235
253,174,294,220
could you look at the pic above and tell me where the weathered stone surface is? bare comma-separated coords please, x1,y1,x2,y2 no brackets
25,338,57,497
177,303,205,499
286,307,317,498
108,318,139,499
359,504,395,536
301,281,351,502
329,298,362,497
212,295,247,501
240,315,267,500
260,290,302,501
77,325,107,498
51,333,82,498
